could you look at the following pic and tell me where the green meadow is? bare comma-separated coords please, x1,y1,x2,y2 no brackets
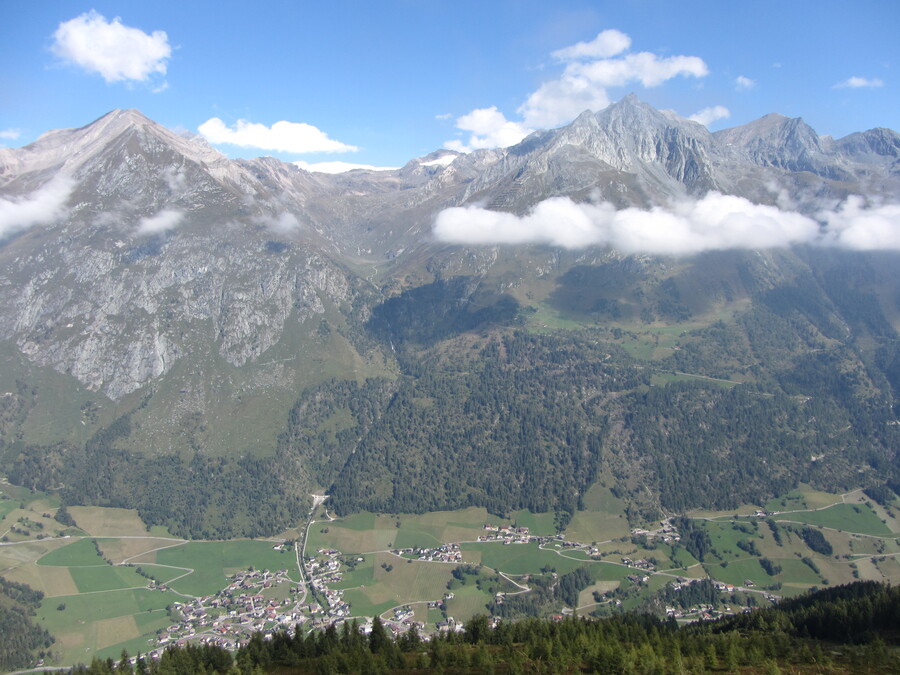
773,503,894,537
148,541,300,597
38,538,107,567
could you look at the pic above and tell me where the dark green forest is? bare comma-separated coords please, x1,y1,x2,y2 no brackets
0,575,55,671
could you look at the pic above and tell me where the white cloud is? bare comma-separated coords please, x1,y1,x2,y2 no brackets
445,30,710,150
136,209,183,235
834,76,884,89
689,105,730,127
735,75,755,90
198,118,358,154
0,177,73,238
818,196,900,249
515,76,613,131
253,212,301,232
551,29,631,61
434,193,900,254
0,128,21,141
444,107,532,153
52,11,171,86
520,52,708,130
566,52,708,89
161,166,186,193
433,193,826,255
294,160,399,174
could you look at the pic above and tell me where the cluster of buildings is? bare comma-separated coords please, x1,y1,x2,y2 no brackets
620,556,655,571
391,543,463,563
478,524,532,544
630,518,681,544
138,514,749,657
150,567,305,653
308,548,352,618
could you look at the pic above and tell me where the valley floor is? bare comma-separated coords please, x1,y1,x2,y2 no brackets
1,480,899,671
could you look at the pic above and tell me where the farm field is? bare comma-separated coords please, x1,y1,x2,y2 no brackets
138,540,301,597
772,503,895,537
66,506,164,537
2,482,900,670
37,586,178,664
308,507,497,554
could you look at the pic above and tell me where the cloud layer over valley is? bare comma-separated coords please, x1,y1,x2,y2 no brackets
433,193,900,255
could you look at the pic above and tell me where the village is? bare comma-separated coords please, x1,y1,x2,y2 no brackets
140,515,760,659
146,567,312,657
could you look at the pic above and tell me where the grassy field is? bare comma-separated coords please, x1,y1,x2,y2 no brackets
706,558,771,588
372,553,456,604
0,496,18,520
146,541,300,597
96,537,184,565
69,564,147,593
329,557,376,590
336,550,459,620
510,511,557,537
773,503,894,537
37,587,178,664
341,589,400,620
310,507,492,554
12,568,80,600
307,513,397,554
765,490,811,512
38,538,107,567
67,506,160,537
444,584,492,622
523,304,587,333
461,541,622,577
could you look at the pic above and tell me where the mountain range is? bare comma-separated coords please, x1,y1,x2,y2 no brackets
1,96,898,537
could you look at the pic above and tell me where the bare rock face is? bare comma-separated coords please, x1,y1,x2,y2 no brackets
3,224,354,399
0,110,358,401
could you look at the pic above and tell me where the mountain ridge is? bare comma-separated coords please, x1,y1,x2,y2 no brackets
1,97,898,537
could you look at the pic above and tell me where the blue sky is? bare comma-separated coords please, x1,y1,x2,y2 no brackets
2,1,898,171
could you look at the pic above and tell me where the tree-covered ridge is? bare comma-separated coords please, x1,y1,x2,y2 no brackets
328,333,641,516
57,582,900,674
0,576,55,671
324,317,897,518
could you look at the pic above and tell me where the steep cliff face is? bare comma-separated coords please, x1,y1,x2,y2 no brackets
2,230,357,400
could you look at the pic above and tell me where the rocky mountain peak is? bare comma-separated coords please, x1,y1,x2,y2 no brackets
836,128,900,165
0,102,899,505
710,112,848,178
0,108,243,196
715,113,821,153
